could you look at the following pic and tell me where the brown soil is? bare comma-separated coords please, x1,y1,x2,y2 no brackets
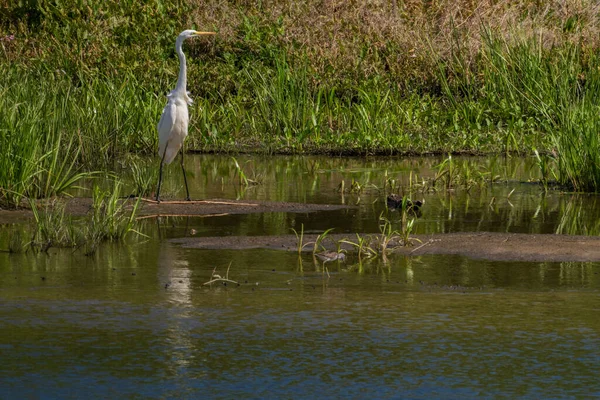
0,197,355,221
134,198,355,218
3,198,600,262
172,232,600,262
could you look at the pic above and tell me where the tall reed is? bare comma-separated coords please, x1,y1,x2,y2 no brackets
5,1,600,192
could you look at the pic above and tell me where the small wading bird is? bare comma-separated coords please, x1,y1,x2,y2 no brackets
315,251,347,264
315,250,347,278
156,29,216,202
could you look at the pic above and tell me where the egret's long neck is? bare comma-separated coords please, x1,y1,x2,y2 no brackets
174,37,187,93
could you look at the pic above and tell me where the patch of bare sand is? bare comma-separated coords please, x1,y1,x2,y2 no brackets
171,232,600,262
0,197,355,221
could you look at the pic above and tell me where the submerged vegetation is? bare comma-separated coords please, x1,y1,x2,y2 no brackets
2,0,600,208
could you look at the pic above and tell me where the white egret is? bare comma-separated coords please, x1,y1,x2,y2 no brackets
156,29,215,202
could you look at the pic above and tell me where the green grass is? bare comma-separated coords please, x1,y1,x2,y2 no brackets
3,0,600,197
28,180,141,254
0,69,99,207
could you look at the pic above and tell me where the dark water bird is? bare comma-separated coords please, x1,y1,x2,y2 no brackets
156,29,216,202
386,194,424,212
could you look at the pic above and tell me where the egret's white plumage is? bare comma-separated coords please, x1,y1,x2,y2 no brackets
156,29,215,202
157,91,190,165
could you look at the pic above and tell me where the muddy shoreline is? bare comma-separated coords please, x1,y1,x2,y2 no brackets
171,232,600,262
3,198,600,262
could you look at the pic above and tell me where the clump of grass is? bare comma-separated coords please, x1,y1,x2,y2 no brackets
0,69,104,208
291,223,305,256
129,157,158,198
339,212,418,261
29,199,79,252
340,234,377,262
28,181,141,255
302,228,336,255
83,181,141,254
398,210,420,248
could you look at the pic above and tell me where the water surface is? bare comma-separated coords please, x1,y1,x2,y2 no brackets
2,155,600,398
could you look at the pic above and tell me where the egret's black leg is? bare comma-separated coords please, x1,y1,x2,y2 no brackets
180,149,191,201
156,145,168,202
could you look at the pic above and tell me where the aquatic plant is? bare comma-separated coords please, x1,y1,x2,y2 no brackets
336,178,368,195
129,157,158,198
340,234,378,262
203,262,239,287
291,223,306,256
377,214,402,252
306,228,336,255
399,213,419,248
30,199,79,252
28,181,141,254
84,181,141,254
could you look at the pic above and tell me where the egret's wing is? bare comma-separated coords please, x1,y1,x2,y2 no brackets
157,99,177,159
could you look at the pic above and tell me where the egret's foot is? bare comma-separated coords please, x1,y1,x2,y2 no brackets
185,196,191,201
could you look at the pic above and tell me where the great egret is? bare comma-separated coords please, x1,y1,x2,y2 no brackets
156,29,215,202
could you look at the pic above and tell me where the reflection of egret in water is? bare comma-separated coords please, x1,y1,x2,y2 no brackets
405,256,414,285
158,242,193,305
157,242,198,379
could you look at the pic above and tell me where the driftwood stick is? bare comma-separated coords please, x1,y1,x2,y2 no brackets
139,198,259,206
410,239,433,253
203,263,238,286
202,278,239,286
136,213,230,220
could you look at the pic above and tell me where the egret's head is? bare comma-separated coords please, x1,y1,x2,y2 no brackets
179,29,216,40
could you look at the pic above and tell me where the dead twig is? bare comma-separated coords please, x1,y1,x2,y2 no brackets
140,198,259,207
202,277,239,286
136,213,230,220
203,262,239,286
410,238,439,253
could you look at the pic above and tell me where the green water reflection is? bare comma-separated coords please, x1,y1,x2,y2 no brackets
1,242,600,398
2,155,600,397
122,154,600,236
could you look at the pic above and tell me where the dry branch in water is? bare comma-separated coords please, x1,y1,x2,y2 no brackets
203,263,239,286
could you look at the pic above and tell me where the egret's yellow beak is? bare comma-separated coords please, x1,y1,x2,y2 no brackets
194,31,216,36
